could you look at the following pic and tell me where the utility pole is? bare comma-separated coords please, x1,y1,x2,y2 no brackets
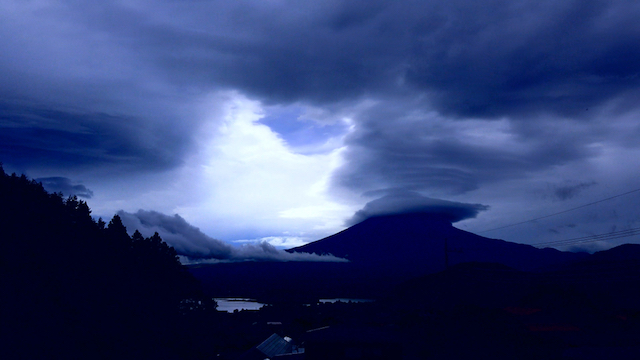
444,237,462,270
444,237,449,270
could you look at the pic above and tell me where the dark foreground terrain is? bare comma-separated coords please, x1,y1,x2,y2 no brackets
189,216,640,359
189,253,640,359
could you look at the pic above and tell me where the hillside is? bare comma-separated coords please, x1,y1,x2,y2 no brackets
0,167,204,359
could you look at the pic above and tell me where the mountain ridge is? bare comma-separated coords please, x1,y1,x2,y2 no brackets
288,212,587,273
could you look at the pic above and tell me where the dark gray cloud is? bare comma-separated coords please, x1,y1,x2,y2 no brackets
134,0,640,118
0,2,209,174
331,102,603,198
118,210,346,263
0,103,192,171
2,0,639,174
118,210,234,260
553,181,598,201
404,0,640,118
36,176,94,199
349,191,489,225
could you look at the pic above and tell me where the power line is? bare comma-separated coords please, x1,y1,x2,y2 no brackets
535,227,640,246
533,227,640,248
479,187,640,233
537,232,640,248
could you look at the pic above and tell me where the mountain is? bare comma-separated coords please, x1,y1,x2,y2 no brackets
536,243,640,310
190,213,587,301
391,243,640,313
289,213,586,275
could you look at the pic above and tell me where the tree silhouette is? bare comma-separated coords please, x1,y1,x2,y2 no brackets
0,165,206,359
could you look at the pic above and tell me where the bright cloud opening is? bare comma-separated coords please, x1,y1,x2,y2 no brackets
174,92,356,242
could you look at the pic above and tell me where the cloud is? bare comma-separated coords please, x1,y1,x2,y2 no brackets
36,177,94,198
233,236,309,249
117,209,346,263
118,209,234,259
0,2,212,174
348,191,489,225
3,1,640,182
552,181,598,201
0,100,198,174
4,1,638,173
131,0,640,119
403,0,640,119
167,92,354,242
331,102,603,199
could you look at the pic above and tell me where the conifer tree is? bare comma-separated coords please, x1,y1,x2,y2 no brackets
0,166,206,359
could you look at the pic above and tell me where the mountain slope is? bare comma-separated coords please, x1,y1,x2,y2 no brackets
289,213,586,274
191,213,588,301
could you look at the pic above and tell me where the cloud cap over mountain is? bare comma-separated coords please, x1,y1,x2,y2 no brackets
348,191,489,225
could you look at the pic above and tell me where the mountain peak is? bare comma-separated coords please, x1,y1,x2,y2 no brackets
290,212,585,274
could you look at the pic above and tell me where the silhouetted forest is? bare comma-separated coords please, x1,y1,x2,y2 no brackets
0,166,211,359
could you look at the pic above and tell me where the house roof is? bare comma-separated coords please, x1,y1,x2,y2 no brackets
256,333,293,358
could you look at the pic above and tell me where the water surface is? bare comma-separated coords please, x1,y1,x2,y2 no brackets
214,298,265,312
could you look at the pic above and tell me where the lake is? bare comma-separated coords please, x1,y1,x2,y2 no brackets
214,298,265,313
214,297,375,312
318,298,374,304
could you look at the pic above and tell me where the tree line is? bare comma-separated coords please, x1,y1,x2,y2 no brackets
0,165,211,359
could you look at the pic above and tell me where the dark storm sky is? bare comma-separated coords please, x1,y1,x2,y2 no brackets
2,0,640,255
